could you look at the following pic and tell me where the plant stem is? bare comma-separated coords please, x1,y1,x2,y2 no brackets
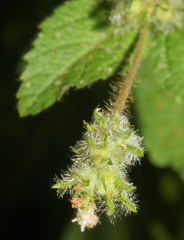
113,25,149,113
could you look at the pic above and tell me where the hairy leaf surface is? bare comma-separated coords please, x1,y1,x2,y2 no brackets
150,30,184,103
17,0,137,116
134,58,184,180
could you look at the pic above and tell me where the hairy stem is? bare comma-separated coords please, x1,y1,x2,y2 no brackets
113,25,149,113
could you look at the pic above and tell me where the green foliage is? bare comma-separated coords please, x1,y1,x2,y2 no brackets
16,0,184,231
52,181,74,189
149,30,184,103
120,193,137,213
17,0,137,116
126,144,144,157
135,58,184,180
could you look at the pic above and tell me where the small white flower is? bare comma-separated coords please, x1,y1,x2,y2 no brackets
72,207,98,232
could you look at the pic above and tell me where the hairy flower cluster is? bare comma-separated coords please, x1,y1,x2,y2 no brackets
109,0,184,34
53,108,144,231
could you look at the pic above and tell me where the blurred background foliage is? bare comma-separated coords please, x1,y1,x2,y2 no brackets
1,0,184,240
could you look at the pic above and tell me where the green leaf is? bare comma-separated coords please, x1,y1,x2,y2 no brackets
123,129,133,139
126,144,144,157
86,124,95,132
101,134,108,147
105,196,115,216
112,114,119,123
17,0,137,116
149,30,184,103
123,184,136,192
52,181,74,189
70,146,80,154
134,58,184,180
120,193,137,213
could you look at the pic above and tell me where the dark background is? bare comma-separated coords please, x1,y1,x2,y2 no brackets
1,1,184,240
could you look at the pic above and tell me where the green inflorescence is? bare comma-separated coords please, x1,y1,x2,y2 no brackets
110,0,184,33
53,108,144,231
